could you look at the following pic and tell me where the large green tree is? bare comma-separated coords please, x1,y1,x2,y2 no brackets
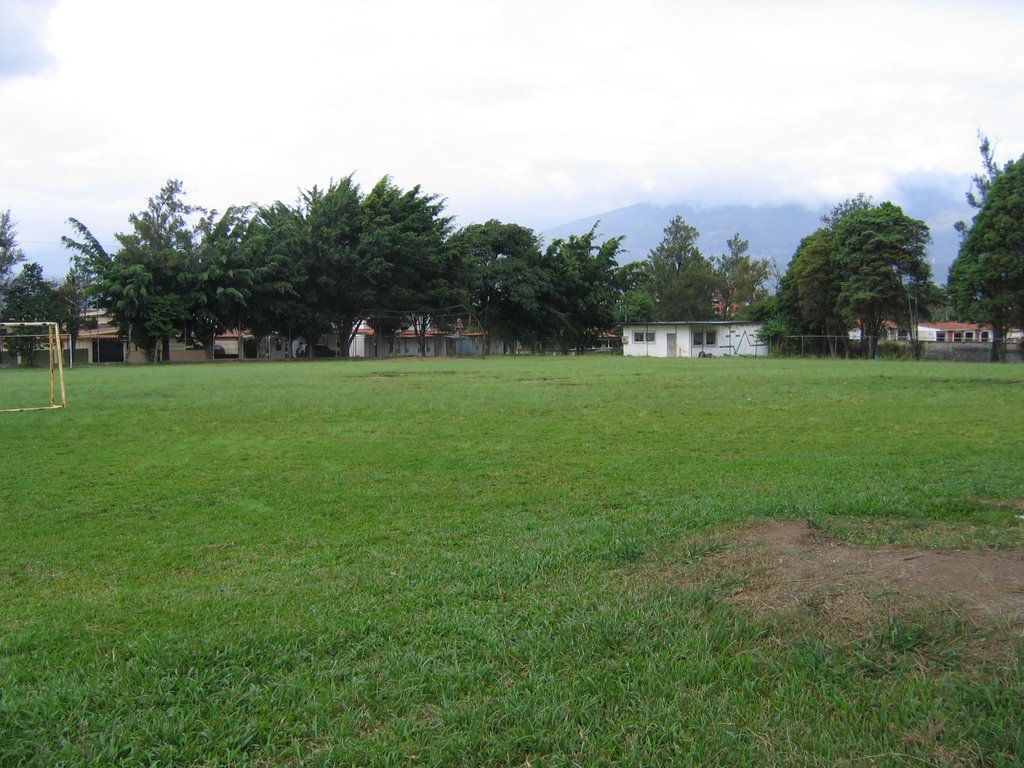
358,177,458,356
244,176,461,358
644,216,721,320
833,202,932,358
190,206,256,358
544,227,623,354
949,156,1024,361
452,219,548,353
68,180,204,361
306,177,370,357
241,201,314,348
775,195,935,358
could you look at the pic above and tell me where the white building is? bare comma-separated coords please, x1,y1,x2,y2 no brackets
621,321,766,358
916,322,992,343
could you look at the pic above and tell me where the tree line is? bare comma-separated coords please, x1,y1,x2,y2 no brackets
747,135,1024,362
0,208,88,361
6,176,629,359
619,134,1022,364
1,175,775,362
2,136,1021,363
754,194,935,359
0,183,956,364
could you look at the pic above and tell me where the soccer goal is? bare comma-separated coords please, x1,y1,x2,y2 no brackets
0,321,67,412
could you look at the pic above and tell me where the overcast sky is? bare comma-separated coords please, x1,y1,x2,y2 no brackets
3,0,1023,277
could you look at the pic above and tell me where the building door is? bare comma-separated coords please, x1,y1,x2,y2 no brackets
666,333,677,357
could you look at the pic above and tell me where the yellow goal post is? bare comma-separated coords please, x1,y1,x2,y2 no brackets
0,321,68,412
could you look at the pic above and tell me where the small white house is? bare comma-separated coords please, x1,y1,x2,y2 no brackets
621,321,766,358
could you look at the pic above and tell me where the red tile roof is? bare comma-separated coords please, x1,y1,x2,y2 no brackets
919,321,994,332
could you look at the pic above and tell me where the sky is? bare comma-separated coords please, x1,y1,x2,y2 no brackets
2,0,1023,278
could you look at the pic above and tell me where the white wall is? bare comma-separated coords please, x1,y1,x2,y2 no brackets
622,323,765,358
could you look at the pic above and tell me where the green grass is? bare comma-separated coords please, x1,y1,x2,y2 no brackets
1,356,1022,766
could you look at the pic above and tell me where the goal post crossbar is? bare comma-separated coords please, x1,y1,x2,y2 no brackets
0,321,67,412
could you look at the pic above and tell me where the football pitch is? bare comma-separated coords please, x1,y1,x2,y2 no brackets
2,356,1022,766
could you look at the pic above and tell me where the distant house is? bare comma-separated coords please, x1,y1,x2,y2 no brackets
845,321,997,345
917,322,993,344
258,329,370,359
621,321,766,358
392,327,512,357
72,311,514,362
70,312,257,363
261,322,512,360
75,316,130,363
74,313,213,363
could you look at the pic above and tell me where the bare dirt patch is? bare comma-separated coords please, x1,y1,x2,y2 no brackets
683,520,1024,634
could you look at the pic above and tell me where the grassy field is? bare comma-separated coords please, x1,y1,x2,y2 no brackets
1,356,1022,766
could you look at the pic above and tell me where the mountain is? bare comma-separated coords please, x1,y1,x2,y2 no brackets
542,188,971,281
543,201,821,268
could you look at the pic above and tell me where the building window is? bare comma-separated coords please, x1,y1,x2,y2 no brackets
953,331,964,342
705,331,717,346
981,331,990,341
633,331,654,343
693,332,703,345
965,331,974,340
936,332,946,342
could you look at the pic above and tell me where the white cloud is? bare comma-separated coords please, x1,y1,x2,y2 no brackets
2,0,1023,275
0,0,57,78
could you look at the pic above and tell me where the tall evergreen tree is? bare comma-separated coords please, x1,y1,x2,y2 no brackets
0,209,27,313
644,216,721,320
955,131,1005,241
949,156,1024,361
715,233,771,318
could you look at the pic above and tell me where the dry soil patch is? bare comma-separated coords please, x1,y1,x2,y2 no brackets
696,520,1024,632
